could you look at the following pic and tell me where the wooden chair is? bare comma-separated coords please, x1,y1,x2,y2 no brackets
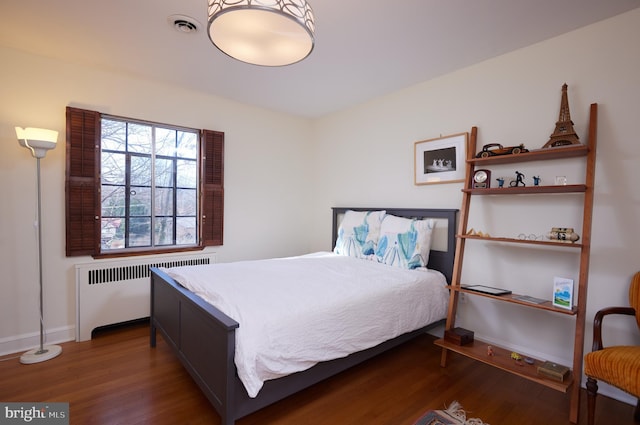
584,271,640,425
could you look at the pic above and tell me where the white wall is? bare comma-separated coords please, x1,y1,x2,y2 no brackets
1,7,639,406
0,46,314,353
310,9,640,404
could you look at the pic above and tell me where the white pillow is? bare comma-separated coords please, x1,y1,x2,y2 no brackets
334,210,386,260
375,215,435,269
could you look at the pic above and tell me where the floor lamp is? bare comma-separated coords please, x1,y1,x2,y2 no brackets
15,126,62,364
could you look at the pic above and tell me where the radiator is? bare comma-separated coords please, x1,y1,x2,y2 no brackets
75,252,216,341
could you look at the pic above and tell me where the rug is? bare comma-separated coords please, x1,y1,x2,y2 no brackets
413,401,489,425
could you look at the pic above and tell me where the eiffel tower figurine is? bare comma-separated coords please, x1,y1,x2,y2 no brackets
542,83,581,148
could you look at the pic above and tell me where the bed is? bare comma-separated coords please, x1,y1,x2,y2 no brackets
149,207,457,425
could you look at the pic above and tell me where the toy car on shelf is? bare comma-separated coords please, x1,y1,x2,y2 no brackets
476,143,529,158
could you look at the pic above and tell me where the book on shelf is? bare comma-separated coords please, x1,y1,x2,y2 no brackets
512,295,547,304
461,285,511,296
537,361,570,382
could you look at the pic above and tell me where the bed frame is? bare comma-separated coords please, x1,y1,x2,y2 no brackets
150,207,457,425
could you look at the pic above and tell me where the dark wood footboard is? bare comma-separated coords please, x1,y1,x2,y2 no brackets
150,267,239,425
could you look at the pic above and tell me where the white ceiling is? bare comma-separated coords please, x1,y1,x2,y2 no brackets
1,0,638,118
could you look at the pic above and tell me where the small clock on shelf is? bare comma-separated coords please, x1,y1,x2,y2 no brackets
473,169,491,188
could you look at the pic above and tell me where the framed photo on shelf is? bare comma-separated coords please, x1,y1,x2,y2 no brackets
414,132,467,185
553,277,574,309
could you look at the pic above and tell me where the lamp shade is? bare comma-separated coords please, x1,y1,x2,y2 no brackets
208,0,315,66
16,127,58,158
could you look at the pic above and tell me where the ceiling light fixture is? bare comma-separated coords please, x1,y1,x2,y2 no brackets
207,0,315,67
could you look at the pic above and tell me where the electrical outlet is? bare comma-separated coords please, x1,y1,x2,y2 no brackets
460,292,467,303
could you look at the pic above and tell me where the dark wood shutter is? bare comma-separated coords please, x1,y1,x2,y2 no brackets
200,130,224,246
65,107,100,256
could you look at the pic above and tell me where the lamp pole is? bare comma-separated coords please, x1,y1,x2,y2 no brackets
35,157,46,354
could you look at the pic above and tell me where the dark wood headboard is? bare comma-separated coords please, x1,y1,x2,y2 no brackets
331,207,458,284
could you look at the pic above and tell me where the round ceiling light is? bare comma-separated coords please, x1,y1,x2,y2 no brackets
207,0,316,67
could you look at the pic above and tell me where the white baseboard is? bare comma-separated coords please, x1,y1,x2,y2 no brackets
0,326,75,357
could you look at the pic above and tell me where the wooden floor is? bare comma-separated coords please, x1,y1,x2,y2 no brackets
0,321,634,425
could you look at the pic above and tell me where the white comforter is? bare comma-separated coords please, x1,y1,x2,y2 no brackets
163,252,449,397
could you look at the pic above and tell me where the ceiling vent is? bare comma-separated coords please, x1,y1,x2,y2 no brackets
168,15,200,34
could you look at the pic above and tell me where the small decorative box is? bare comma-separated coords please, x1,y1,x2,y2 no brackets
444,327,474,346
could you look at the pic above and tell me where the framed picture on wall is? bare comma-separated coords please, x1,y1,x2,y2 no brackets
414,132,467,185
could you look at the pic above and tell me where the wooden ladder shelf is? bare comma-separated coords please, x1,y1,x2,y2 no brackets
436,103,598,424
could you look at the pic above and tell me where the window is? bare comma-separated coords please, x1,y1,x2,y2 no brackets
100,118,199,250
65,107,224,257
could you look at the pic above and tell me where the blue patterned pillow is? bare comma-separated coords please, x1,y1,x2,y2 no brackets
375,215,435,269
334,210,386,259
